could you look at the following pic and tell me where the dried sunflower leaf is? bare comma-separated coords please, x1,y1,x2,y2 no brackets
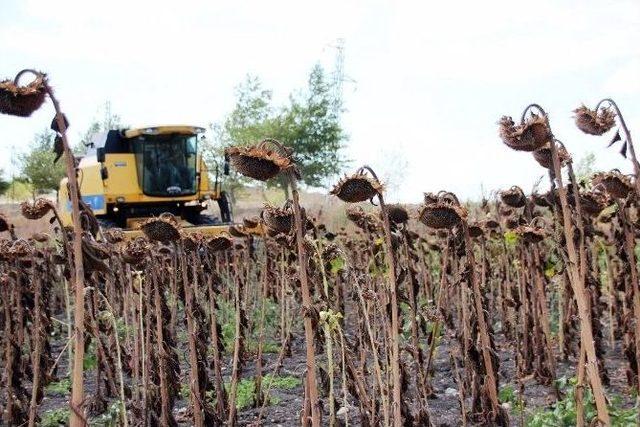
607,130,621,147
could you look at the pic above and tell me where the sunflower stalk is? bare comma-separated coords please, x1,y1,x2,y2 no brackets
535,103,611,424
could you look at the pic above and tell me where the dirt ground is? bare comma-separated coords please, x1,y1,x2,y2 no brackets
34,315,636,427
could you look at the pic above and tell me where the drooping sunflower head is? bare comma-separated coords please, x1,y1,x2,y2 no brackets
20,198,54,220
140,213,181,242
532,142,571,169
0,71,47,117
330,169,383,203
575,189,610,217
182,232,206,253
121,237,149,266
386,204,409,224
207,233,233,253
574,105,616,136
261,202,296,235
103,228,125,244
514,218,547,244
592,170,634,199
499,113,551,152
500,186,526,208
225,140,295,181
0,214,9,233
417,191,467,230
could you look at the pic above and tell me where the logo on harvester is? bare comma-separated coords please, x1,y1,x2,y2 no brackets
66,195,105,211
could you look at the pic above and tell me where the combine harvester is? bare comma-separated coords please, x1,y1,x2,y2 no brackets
58,125,261,238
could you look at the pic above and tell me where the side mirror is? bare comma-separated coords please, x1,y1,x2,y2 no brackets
96,147,106,163
100,166,109,180
223,154,230,176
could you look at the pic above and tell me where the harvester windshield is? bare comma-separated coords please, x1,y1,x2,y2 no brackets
132,133,198,196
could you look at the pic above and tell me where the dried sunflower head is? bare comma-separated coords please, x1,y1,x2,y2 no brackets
532,192,552,208
533,142,571,169
468,222,484,238
499,113,551,152
592,170,634,199
505,216,526,230
0,72,47,117
0,214,9,233
262,202,295,234
103,228,125,244
20,198,54,220
228,225,248,238
225,140,295,181
243,216,260,229
182,232,205,252
207,233,233,252
8,239,34,259
386,204,409,224
0,239,12,261
484,217,500,230
514,219,546,244
575,190,609,217
121,237,149,265
500,186,526,208
345,206,380,232
82,233,111,273
330,170,383,203
417,192,468,230
140,213,181,242
574,105,616,136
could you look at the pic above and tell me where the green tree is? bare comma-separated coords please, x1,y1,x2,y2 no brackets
575,152,596,185
278,64,347,192
20,129,66,195
203,76,273,202
207,65,347,199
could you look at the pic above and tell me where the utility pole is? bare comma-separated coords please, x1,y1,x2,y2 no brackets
327,38,356,114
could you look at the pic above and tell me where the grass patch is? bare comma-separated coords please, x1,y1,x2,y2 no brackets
499,384,523,413
527,377,638,426
228,374,301,410
45,377,71,395
41,408,71,427
190,374,302,411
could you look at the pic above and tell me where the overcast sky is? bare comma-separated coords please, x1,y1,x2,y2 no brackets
1,0,639,202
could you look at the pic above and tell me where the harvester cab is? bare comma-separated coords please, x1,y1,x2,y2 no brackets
57,125,243,237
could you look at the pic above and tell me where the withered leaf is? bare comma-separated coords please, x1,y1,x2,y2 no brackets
53,135,64,163
50,113,69,133
607,130,621,147
620,140,628,158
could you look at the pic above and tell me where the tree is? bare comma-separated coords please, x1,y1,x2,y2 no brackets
207,64,348,199
203,76,274,202
575,151,596,184
20,129,66,195
278,64,347,193
0,169,9,195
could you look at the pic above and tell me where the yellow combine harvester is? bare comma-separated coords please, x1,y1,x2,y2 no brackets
58,125,258,238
